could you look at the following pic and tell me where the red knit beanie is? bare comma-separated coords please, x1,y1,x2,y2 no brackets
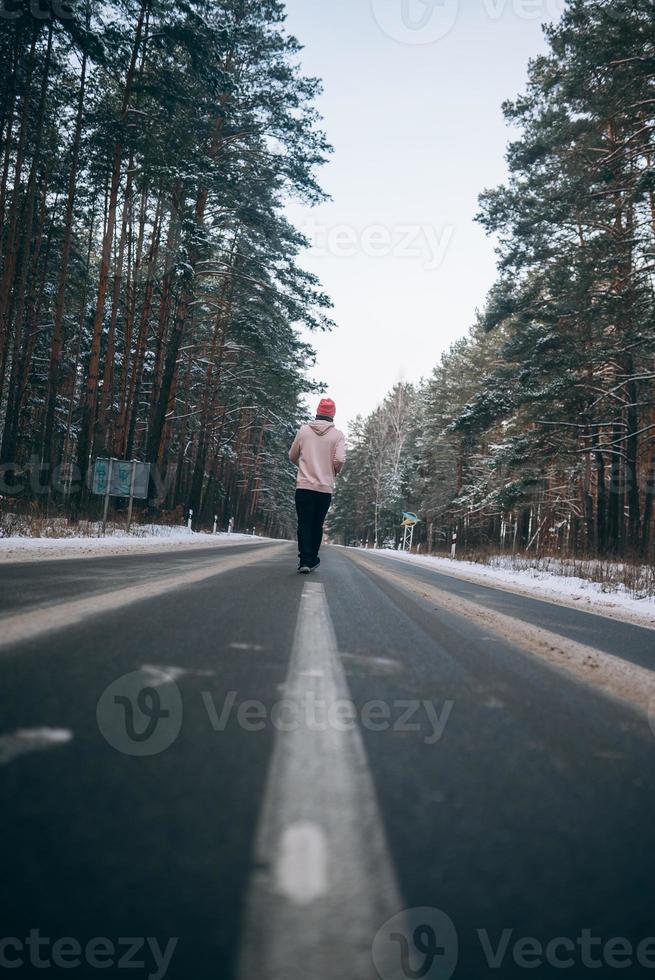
317,397,336,419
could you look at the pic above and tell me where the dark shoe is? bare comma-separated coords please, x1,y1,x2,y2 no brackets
298,564,311,574
309,558,321,572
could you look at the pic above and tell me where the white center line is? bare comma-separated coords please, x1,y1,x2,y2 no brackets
276,820,328,906
238,581,402,980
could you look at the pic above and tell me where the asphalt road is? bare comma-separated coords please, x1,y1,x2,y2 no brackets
1,541,654,980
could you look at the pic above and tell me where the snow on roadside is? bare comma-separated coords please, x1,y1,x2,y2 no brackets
364,548,655,631
0,524,274,563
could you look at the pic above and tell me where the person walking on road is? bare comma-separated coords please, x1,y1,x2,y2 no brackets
289,398,346,573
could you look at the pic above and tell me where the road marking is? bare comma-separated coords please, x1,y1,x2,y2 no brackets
0,545,287,653
276,820,328,905
238,581,402,980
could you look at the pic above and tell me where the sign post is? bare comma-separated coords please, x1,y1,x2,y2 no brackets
401,512,419,552
92,459,151,535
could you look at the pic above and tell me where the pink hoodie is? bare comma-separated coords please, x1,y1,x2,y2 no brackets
289,420,346,494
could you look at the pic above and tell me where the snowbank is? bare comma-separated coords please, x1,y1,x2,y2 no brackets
0,523,273,563
363,549,655,630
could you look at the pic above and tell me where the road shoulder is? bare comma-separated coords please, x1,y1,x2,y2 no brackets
349,547,655,631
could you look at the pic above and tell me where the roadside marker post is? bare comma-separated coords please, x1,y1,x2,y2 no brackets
188,509,193,531
213,515,218,534
451,532,457,559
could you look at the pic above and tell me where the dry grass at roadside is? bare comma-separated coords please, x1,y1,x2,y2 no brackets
447,551,655,601
0,513,184,539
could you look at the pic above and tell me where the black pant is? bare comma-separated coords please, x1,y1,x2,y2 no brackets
295,489,332,566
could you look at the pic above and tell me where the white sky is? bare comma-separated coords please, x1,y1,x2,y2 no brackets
283,0,560,428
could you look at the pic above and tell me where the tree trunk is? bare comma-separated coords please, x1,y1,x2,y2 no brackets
42,32,88,470
76,0,148,492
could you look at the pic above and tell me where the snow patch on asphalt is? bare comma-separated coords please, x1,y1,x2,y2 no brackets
0,727,73,765
140,664,215,686
364,549,655,630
